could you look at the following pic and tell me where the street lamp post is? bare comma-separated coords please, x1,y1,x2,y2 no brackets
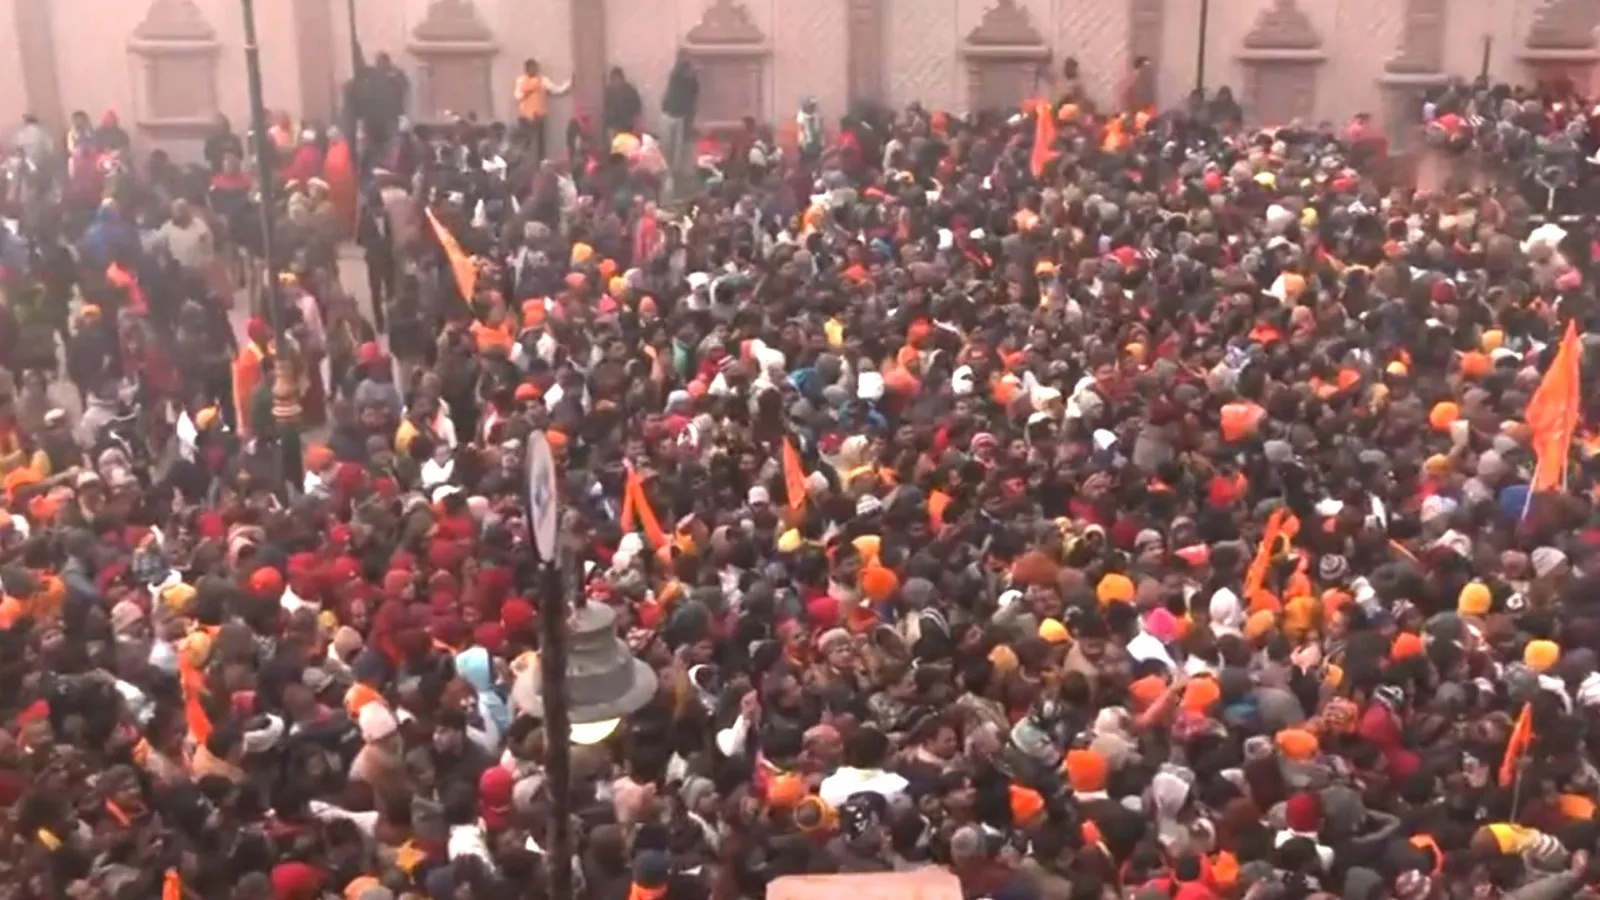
1196,0,1212,95
239,0,303,493
516,435,657,898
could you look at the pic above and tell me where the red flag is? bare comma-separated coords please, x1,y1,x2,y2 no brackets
1500,702,1534,787
1527,320,1582,492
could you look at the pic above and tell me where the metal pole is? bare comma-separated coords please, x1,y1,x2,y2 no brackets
240,0,303,494
540,556,573,899
1196,0,1211,95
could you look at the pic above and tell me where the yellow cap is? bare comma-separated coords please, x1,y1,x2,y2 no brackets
1038,618,1070,644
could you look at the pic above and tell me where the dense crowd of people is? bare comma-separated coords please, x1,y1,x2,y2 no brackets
1,55,1600,900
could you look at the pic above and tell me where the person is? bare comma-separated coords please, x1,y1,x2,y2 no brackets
514,57,571,163
603,66,643,140
8,60,1600,900
202,113,243,175
661,50,700,172
11,114,53,168
354,51,411,151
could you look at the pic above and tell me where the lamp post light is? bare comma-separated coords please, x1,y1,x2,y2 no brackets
513,601,658,897
239,0,303,494
514,433,658,899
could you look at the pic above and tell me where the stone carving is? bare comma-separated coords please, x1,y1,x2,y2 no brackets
684,0,766,45
847,0,887,103
409,0,495,122
1525,0,1600,51
1245,64,1318,123
129,0,219,127
132,0,217,42
681,0,769,131
411,0,493,44
1386,0,1446,73
966,0,1046,46
1242,0,1322,51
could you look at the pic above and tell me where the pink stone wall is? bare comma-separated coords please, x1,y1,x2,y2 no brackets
1,0,1598,162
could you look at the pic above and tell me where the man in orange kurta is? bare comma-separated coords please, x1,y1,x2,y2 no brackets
232,318,273,440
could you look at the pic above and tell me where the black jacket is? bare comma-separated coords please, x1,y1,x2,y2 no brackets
662,62,700,120
605,81,644,133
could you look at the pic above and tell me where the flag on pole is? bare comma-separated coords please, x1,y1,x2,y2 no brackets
1500,701,1534,787
425,208,478,305
782,438,807,512
619,466,666,549
1526,320,1582,494
1243,507,1288,609
1029,99,1057,179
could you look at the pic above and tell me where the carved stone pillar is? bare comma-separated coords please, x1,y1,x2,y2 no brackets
1379,0,1447,154
1521,0,1600,88
128,0,222,140
13,0,64,129
1236,0,1325,127
292,0,338,124
846,0,886,107
407,0,497,123
962,0,1051,113
571,0,606,119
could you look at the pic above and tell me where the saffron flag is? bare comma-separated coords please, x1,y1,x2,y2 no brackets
782,439,808,512
426,208,478,304
619,466,667,549
1526,320,1582,492
1499,701,1534,787
1243,507,1288,604
1029,99,1057,179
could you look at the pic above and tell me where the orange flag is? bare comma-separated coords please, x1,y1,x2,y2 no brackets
1500,701,1534,786
620,467,667,549
782,439,807,512
1244,507,1288,602
163,869,183,900
1029,99,1057,179
1526,320,1582,492
426,208,478,304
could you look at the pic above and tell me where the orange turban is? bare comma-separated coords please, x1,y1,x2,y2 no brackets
1128,675,1167,709
860,564,899,602
1009,784,1046,823
3,468,39,502
1282,595,1319,641
1244,609,1277,642
1429,402,1460,432
1182,676,1220,714
1460,351,1492,379
1063,749,1109,793
523,300,548,327
767,773,807,809
304,444,335,473
1097,573,1135,605
1390,632,1424,661
1275,728,1319,762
